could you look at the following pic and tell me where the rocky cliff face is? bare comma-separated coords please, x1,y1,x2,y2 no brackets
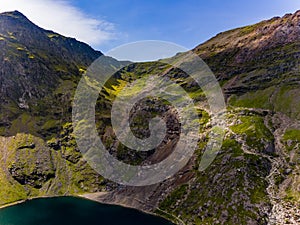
0,11,102,137
195,11,300,119
0,10,299,225
0,11,108,205
90,12,300,225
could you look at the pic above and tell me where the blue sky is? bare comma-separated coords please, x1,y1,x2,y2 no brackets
1,0,300,52
72,0,300,51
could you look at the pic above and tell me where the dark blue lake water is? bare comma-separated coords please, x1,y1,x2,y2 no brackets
0,197,174,225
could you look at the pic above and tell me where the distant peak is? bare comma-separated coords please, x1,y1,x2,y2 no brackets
10,10,23,15
0,10,28,19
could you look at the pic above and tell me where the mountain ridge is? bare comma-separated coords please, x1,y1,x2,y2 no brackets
193,11,300,121
0,10,103,138
0,10,299,225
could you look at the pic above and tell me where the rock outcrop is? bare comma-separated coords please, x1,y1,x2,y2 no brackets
0,10,299,225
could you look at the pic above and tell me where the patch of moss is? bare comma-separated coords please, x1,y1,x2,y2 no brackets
230,115,274,152
282,129,300,151
229,87,274,109
159,184,188,211
284,187,300,202
274,86,300,119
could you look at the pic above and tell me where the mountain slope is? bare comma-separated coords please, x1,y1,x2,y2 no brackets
195,11,300,118
90,11,300,225
0,10,299,225
0,10,102,137
153,11,300,224
0,11,108,206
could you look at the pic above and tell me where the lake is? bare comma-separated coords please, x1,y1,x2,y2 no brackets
0,197,174,225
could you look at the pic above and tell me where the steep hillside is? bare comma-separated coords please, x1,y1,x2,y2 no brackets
195,11,300,118
0,11,102,137
0,10,299,225
160,11,300,224
88,11,300,225
0,11,109,205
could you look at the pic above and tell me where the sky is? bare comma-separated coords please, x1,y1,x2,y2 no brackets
1,0,300,52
